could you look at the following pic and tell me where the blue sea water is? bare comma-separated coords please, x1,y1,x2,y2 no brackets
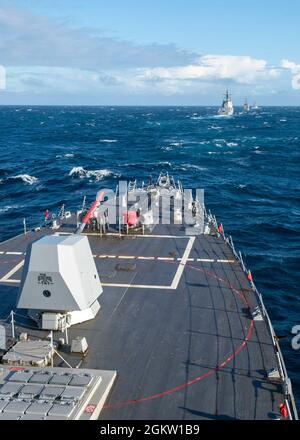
0,105,299,410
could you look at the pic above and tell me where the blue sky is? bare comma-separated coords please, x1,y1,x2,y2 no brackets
0,0,299,105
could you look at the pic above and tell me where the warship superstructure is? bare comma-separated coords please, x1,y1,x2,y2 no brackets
0,172,298,420
218,90,234,116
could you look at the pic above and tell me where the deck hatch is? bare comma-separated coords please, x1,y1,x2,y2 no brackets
3,400,31,414
47,402,76,418
69,374,93,387
0,382,23,398
18,384,44,399
8,371,33,383
28,372,53,384
61,386,86,401
39,386,65,400
49,373,72,386
0,400,9,412
25,401,53,416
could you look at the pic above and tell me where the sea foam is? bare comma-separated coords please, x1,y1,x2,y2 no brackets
69,166,114,181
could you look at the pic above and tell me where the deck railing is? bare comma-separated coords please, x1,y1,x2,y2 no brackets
208,210,299,420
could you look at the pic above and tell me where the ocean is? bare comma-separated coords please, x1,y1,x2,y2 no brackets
0,105,299,409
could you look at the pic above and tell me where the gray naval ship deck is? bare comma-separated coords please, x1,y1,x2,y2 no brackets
0,175,298,420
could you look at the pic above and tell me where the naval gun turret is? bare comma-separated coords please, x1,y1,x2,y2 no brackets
16,234,102,330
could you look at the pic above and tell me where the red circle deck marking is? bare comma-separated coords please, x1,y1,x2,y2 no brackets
104,261,254,410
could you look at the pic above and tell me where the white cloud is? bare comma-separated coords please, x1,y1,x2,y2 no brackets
140,55,280,86
5,54,282,98
0,6,292,102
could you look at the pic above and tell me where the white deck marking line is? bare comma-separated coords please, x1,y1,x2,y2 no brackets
101,233,188,239
217,259,235,263
1,279,20,284
102,283,174,290
118,256,136,259
5,251,23,255
0,251,4,254
156,257,175,261
0,259,24,282
171,236,195,290
102,241,196,290
197,258,215,262
177,257,194,262
137,256,155,260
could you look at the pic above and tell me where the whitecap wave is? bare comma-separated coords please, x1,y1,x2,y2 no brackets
11,174,38,185
69,166,114,181
99,139,118,143
0,204,23,214
182,164,207,171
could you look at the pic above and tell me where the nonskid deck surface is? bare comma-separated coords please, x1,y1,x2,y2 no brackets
0,222,285,420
